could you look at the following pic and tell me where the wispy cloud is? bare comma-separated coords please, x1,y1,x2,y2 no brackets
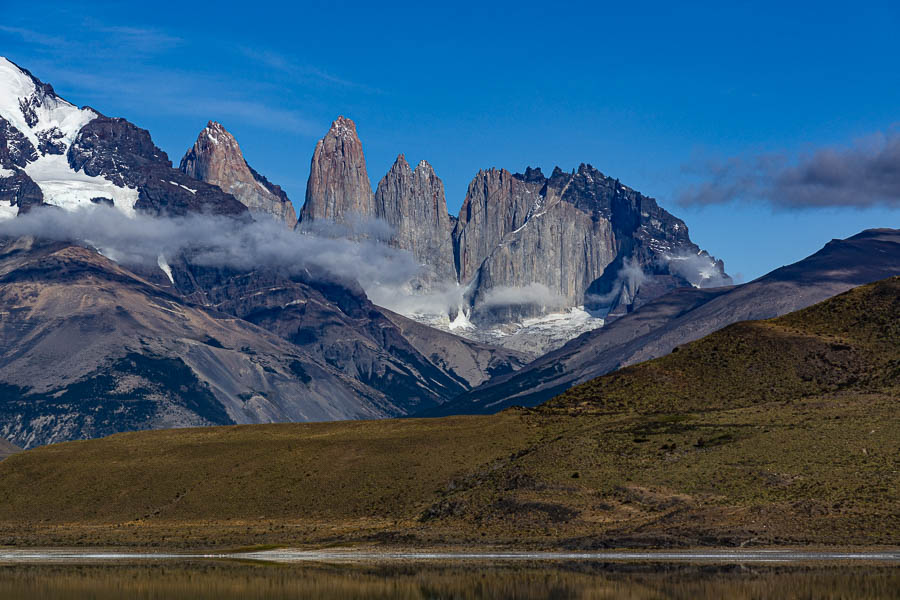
16,63,316,134
83,21,182,54
239,46,383,94
0,25,68,48
1,18,331,134
0,206,423,303
194,99,317,134
679,127,900,209
0,20,180,58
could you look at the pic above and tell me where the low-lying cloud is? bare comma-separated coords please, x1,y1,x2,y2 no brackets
679,128,900,209
479,283,567,309
661,251,732,288
0,204,420,291
585,257,647,307
367,281,467,317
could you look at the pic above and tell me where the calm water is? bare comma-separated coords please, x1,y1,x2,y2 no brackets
0,561,897,599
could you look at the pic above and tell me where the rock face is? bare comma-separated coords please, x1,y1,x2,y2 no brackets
293,116,728,353
297,116,374,229
68,115,248,217
374,154,456,287
179,121,296,225
453,164,729,324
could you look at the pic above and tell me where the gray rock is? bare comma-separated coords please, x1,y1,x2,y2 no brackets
452,164,728,325
374,154,456,288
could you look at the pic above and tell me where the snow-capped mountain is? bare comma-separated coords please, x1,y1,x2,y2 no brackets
0,57,137,217
0,58,529,447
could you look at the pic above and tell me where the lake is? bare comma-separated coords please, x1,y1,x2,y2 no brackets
0,559,897,599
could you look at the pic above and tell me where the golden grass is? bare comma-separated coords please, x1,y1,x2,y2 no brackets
0,278,896,549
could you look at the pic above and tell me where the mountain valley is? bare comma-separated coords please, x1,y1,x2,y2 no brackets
0,54,896,462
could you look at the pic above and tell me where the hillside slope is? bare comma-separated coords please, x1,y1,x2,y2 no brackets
0,277,896,548
546,275,899,414
0,236,396,448
432,228,900,415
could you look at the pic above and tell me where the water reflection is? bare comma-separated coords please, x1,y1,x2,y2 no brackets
0,561,896,599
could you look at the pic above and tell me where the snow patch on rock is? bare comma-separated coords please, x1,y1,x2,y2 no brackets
0,57,139,217
0,57,95,150
0,201,18,221
157,254,175,284
24,155,138,216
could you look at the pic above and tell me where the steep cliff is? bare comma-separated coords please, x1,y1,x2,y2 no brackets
296,116,373,230
374,154,456,287
453,164,729,325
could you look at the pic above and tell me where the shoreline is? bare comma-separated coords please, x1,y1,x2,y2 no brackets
0,547,898,565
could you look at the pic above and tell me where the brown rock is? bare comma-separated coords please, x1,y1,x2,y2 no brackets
179,121,296,225
297,116,373,229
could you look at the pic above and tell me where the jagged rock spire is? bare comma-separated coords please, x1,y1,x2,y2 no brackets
297,116,374,229
374,154,456,287
179,121,296,225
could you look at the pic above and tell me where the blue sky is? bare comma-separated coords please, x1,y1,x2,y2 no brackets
2,0,898,281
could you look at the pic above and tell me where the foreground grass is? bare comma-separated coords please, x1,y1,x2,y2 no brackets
0,392,895,549
0,278,896,549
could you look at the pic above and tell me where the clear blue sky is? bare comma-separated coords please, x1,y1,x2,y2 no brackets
3,0,898,281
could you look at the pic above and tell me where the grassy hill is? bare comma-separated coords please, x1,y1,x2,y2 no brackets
547,275,899,414
0,278,896,549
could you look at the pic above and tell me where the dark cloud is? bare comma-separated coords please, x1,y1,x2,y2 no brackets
679,129,900,209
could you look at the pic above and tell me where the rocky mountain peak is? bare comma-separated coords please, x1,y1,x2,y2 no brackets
330,115,358,140
297,116,374,230
449,158,730,333
519,166,545,183
179,121,296,225
414,159,436,177
0,57,96,159
391,153,411,172
374,153,455,288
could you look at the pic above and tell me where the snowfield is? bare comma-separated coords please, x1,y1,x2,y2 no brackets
0,57,138,217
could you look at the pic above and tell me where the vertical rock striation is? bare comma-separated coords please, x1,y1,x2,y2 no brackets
297,116,374,230
294,114,728,342
452,164,729,324
179,121,296,225
374,154,456,287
